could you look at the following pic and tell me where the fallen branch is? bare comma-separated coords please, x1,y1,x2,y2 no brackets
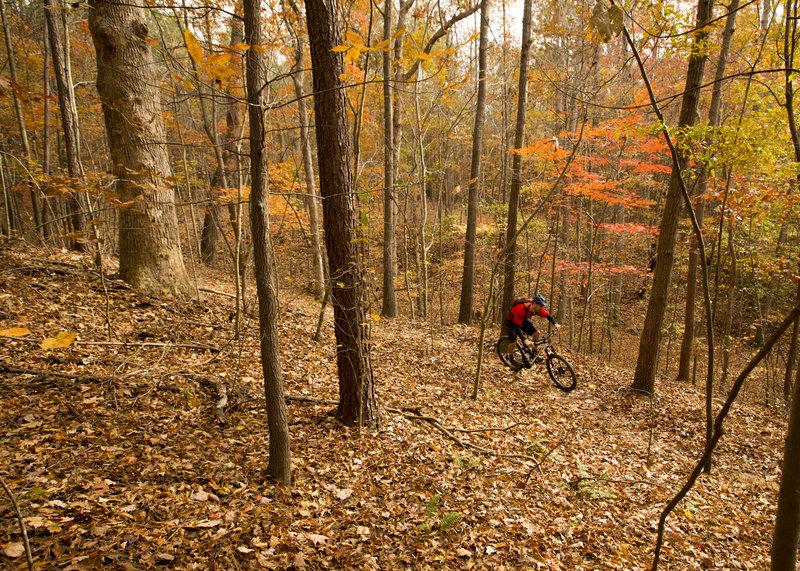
522,439,563,486
78,341,221,352
386,408,537,465
199,286,236,299
0,338,221,352
0,362,111,384
285,394,339,406
0,475,34,571
450,422,528,434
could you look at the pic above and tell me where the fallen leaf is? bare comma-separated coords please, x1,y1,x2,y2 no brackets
41,331,77,350
0,327,30,337
307,533,329,545
336,488,353,500
2,542,24,558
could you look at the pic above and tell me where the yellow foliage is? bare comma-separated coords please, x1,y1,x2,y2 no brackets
0,327,30,337
41,331,77,350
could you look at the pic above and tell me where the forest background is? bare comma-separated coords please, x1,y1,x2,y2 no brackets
2,0,800,567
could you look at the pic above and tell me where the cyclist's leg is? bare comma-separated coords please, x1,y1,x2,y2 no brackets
523,320,542,362
522,320,538,344
505,320,519,356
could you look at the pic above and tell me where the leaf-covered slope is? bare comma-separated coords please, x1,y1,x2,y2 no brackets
0,243,785,570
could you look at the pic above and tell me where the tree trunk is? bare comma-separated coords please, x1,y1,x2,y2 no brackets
457,0,489,325
200,166,225,266
1,0,41,238
773,338,800,570
501,0,533,315
286,9,326,300
380,0,398,317
677,0,738,382
243,0,292,483
88,0,192,297
632,0,714,393
42,16,53,242
305,0,377,426
44,0,87,250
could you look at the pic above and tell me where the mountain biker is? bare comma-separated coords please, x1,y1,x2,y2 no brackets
505,293,559,363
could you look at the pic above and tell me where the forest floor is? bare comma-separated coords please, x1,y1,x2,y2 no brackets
0,241,789,570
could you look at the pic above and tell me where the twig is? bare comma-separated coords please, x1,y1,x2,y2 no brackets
450,422,529,434
386,408,537,465
0,475,34,571
77,341,221,352
0,362,111,383
522,439,564,486
0,338,221,352
285,394,340,406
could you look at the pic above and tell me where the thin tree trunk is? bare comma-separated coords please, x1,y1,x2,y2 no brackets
285,3,325,300
42,17,53,242
501,0,533,315
677,0,738,382
45,0,87,250
2,0,41,238
631,0,714,393
243,0,292,482
458,0,489,325
380,0,398,317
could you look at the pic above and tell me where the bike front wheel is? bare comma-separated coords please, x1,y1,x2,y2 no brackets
496,336,524,371
546,354,576,392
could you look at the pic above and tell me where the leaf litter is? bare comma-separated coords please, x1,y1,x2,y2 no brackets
0,243,787,570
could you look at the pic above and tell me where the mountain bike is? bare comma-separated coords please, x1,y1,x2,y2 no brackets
496,329,577,392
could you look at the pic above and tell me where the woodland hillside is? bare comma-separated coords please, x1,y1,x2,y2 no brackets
0,242,790,570
4,0,800,567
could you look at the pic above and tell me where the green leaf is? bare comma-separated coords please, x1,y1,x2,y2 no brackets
424,493,440,518
439,512,460,531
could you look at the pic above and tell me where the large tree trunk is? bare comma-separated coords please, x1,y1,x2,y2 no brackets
631,0,714,393
88,0,192,298
457,0,489,325
243,0,292,483
501,0,533,315
305,0,377,426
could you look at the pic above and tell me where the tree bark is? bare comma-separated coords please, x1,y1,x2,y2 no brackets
677,0,739,382
631,0,714,393
457,0,489,325
501,0,533,316
1,0,42,238
380,0,398,317
243,0,292,483
772,337,800,570
44,0,87,250
285,2,326,300
305,0,377,426
88,0,192,297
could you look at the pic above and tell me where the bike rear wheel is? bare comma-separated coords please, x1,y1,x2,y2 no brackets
496,336,524,371
546,354,576,392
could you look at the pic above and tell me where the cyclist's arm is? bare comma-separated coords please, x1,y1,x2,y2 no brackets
537,308,557,326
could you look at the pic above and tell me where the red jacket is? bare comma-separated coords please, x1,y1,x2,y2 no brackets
506,301,553,325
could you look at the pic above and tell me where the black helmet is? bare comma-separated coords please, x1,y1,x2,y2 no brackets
532,293,547,307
